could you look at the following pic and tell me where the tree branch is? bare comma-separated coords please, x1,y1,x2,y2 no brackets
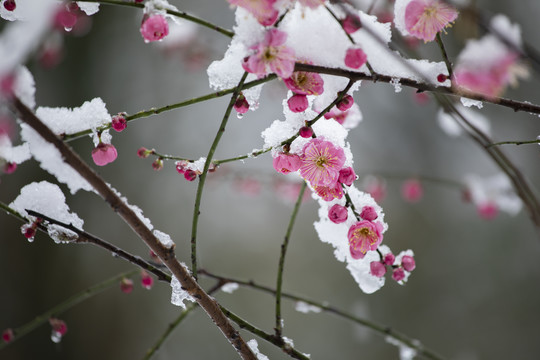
10,97,257,360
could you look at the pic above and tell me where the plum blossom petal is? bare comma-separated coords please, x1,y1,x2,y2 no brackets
404,0,458,42
299,138,345,187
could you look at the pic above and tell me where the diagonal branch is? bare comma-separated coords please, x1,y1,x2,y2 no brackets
10,97,257,360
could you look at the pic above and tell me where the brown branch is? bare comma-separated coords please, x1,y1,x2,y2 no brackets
294,63,540,115
11,97,257,360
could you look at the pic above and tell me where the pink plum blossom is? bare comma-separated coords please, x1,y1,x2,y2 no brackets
287,94,309,112
453,53,526,99
184,169,198,181
404,0,458,42
347,220,384,259
120,277,134,294
273,152,302,174
55,7,78,31
360,206,378,221
344,48,367,69
3,162,17,174
2,328,13,343
111,114,127,132
175,160,188,174
328,204,348,224
49,318,67,343
401,255,416,272
392,267,406,282
370,261,386,277
141,270,154,290
137,147,152,158
324,107,349,125
91,142,118,166
383,253,395,266
298,0,324,9
342,13,362,34
234,93,250,114
477,202,498,220
140,14,169,43
299,126,313,138
152,158,164,171
283,71,324,96
300,138,345,187
401,179,423,202
338,167,356,186
3,0,15,11
336,94,354,112
242,28,295,79
313,182,344,201
228,0,279,26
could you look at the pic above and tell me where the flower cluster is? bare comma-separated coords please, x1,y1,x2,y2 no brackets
370,252,416,283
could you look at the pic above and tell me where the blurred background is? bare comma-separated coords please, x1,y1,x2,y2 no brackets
1,0,540,359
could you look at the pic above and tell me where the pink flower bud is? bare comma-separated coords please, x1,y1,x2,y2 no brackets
273,153,302,174
478,202,498,220
55,7,77,31
336,94,354,112
234,93,250,114
328,204,348,224
392,267,405,282
120,277,134,294
344,48,367,69
141,270,154,290
360,206,378,221
49,318,67,343
175,160,188,174
92,142,118,166
184,169,197,181
370,261,386,277
3,162,17,174
3,0,15,11
383,253,395,266
401,179,423,203
437,74,448,83
152,158,163,171
342,13,361,34
2,328,14,343
137,147,152,158
21,223,37,241
111,114,127,132
299,126,313,138
401,255,416,272
338,167,356,186
140,14,169,43
288,94,309,113
1,73,15,98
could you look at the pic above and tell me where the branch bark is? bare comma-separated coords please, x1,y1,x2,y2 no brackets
11,97,257,360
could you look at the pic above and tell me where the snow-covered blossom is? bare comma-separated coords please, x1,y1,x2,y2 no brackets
3,0,15,12
383,253,395,266
464,173,522,218
348,220,384,259
342,13,362,34
242,28,295,79
401,179,423,202
400,0,458,42
287,94,308,112
328,204,348,224
91,142,117,166
273,152,302,174
298,0,324,9
284,70,324,95
452,15,528,99
140,14,169,42
184,169,197,181
401,255,416,272
299,138,345,187
344,48,367,69
228,0,279,26
392,267,405,282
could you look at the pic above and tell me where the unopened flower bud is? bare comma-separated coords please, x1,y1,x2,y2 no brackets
370,261,386,277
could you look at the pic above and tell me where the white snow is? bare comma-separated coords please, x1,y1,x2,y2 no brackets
76,2,100,16
386,335,419,360
247,339,269,360
295,301,322,314
437,105,491,137
170,272,195,309
221,282,239,294
464,173,523,216
153,229,174,249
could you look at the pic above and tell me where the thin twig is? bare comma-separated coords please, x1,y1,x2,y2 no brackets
10,98,257,360
0,269,139,350
488,139,540,147
275,182,307,337
435,33,453,79
191,72,249,279
79,0,234,38
199,270,444,360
